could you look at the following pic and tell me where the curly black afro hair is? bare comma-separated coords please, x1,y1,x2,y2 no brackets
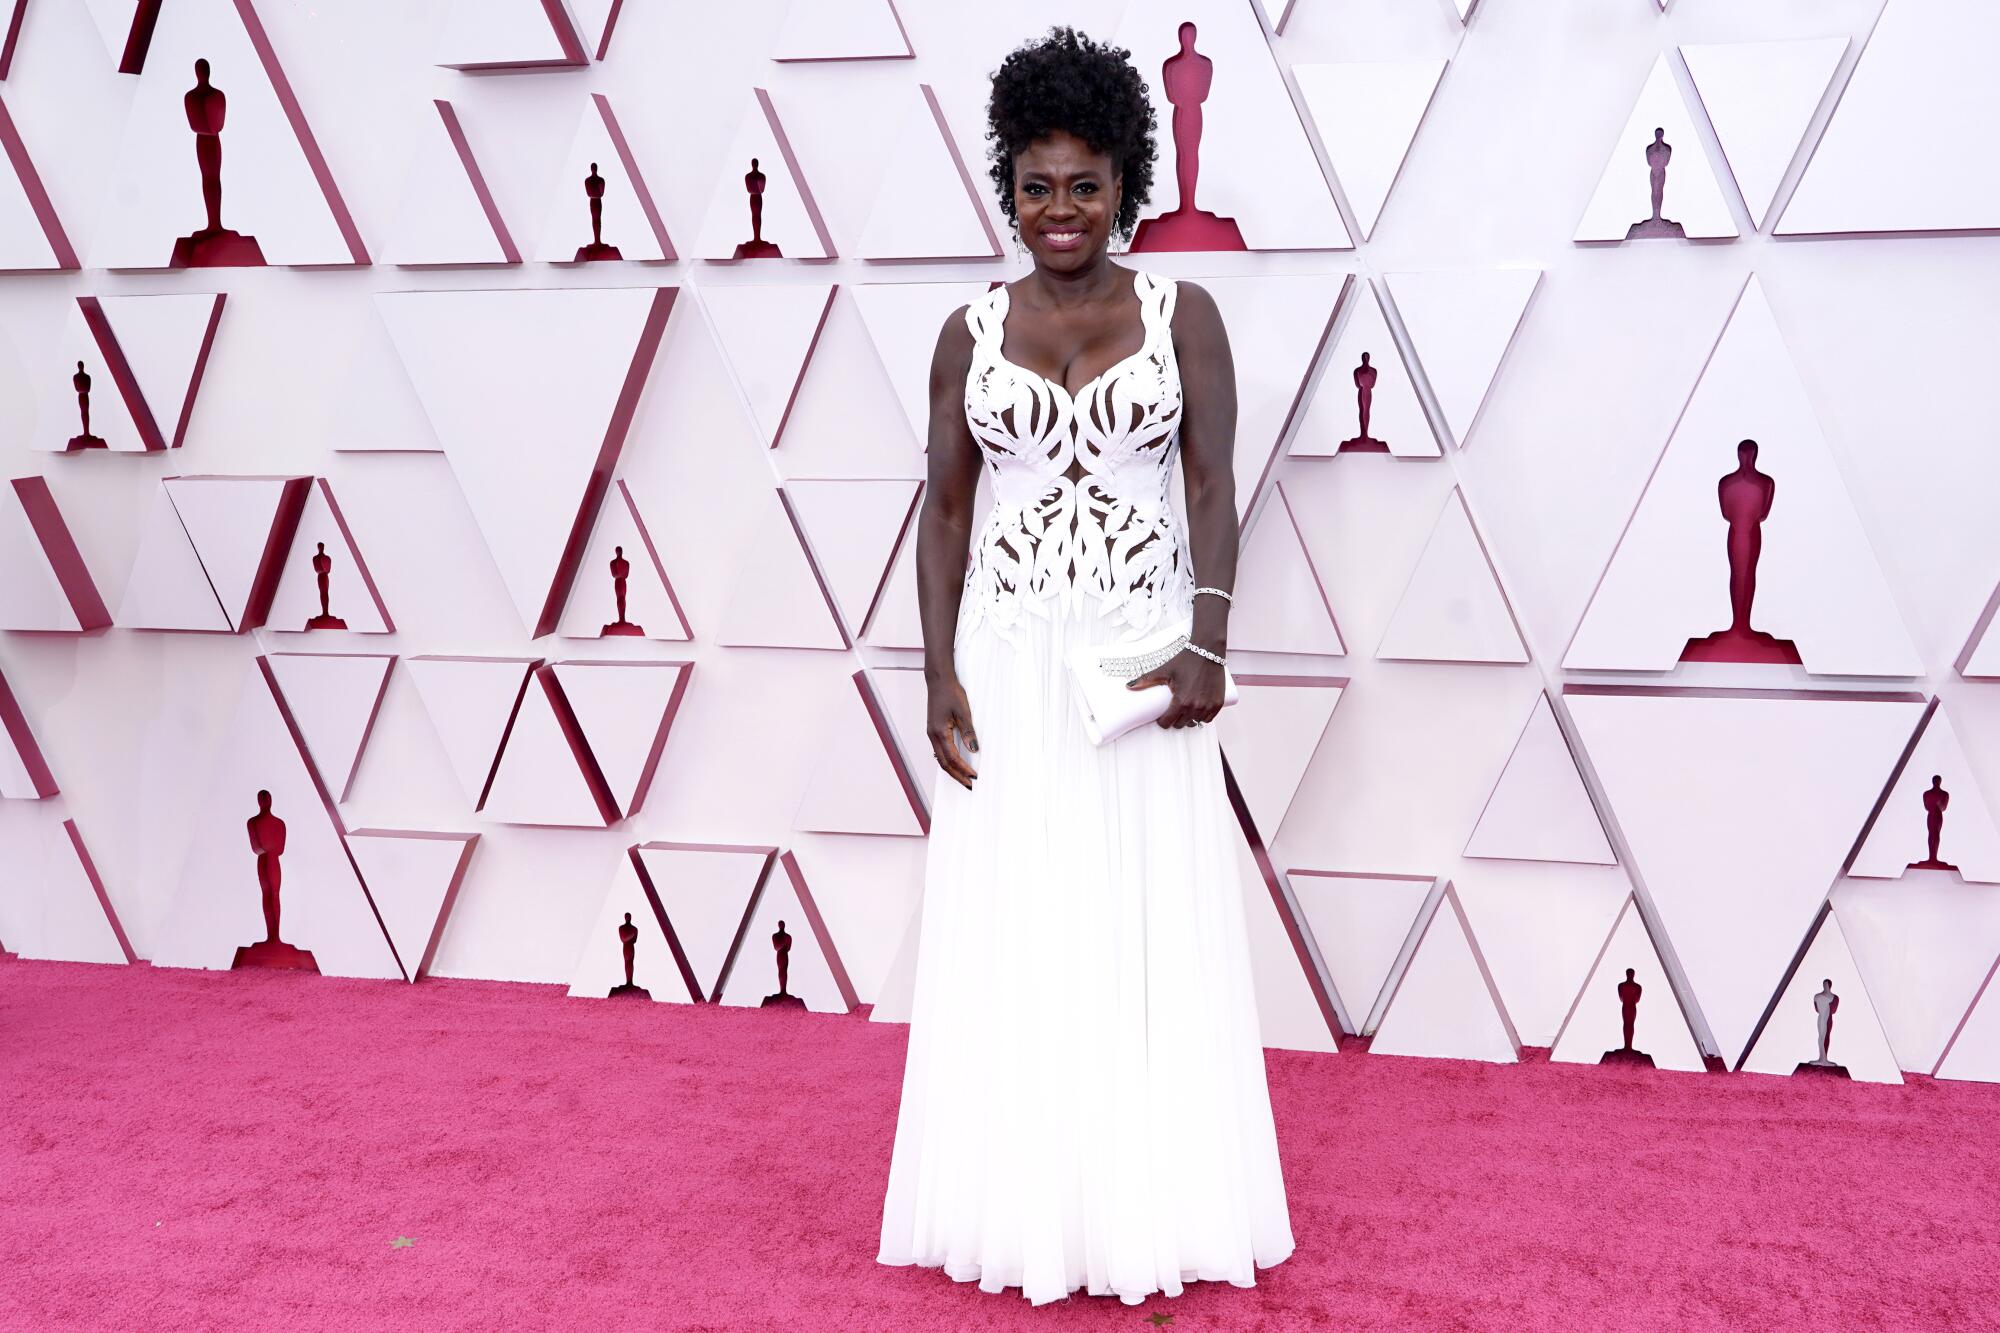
985,26,1158,241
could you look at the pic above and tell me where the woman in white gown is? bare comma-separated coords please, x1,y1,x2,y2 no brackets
875,27,1295,1307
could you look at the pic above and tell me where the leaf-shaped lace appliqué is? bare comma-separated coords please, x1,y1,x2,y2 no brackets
958,270,1194,649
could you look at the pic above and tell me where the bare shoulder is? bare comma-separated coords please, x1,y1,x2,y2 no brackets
1166,279,1228,350
930,303,976,376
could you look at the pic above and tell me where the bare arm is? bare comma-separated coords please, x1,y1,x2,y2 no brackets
916,307,983,788
1126,279,1238,727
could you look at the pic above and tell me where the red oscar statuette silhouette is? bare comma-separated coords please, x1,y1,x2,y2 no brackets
67,360,108,450
233,789,317,971
1337,352,1388,452
1601,967,1655,1067
733,157,782,259
1625,127,1686,241
1680,439,1801,665
1130,22,1247,252
1796,978,1848,1078
600,545,644,636
1909,775,1959,873
761,918,805,1008
170,58,267,268
608,911,649,998
575,161,622,262
304,542,347,630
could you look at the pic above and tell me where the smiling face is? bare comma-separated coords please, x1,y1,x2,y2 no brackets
1013,130,1121,273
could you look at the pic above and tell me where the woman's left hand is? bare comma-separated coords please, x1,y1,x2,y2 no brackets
1126,647,1227,729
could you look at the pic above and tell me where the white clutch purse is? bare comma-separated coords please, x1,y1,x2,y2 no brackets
1066,616,1239,747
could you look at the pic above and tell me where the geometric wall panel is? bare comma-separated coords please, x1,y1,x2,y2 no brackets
1455,863,1631,1049
1215,675,1346,844
1564,278,1924,677
263,652,395,803
1228,481,1345,656
556,480,692,643
699,282,835,449
376,285,675,637
783,479,917,639
1368,882,1521,1063
634,841,778,1004
861,511,922,649
867,897,922,1024
404,655,538,810
1293,59,1448,242
149,659,404,979
0,94,78,270
1229,808,1343,1053
1574,52,1737,242
1960,584,2000,680
266,479,392,634
715,850,858,1014
793,669,925,838
1285,869,1433,1035
1934,947,2000,1083
548,659,692,822
690,89,835,260
849,280,993,449
854,85,998,260
0,809,132,964
1203,271,1351,508
117,476,308,633
1114,0,1351,251
1291,278,1437,459
713,488,849,650
771,0,912,61
1565,686,1926,1065
1850,701,2000,884
568,0,623,62
434,0,585,71
77,0,153,72
113,485,233,632
1680,38,1847,230
1374,489,1527,664
35,293,225,452
1834,874,2000,1074
91,0,368,267
0,664,57,798
345,828,478,982
1464,693,1615,865
1740,908,1902,1084
1383,268,1541,451
382,99,518,267
161,474,311,632
1779,0,2000,235
569,846,695,1003
480,666,616,828
0,477,110,631
532,94,673,264
1548,894,1706,1073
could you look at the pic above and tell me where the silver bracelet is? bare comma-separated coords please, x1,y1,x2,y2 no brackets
1192,586,1233,603
1182,640,1226,667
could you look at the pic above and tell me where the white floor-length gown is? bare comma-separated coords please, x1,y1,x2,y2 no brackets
876,268,1296,1306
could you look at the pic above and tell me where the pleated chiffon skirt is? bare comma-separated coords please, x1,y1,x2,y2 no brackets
876,595,1296,1306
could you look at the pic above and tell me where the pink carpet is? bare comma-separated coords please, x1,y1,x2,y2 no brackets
4,958,1997,1331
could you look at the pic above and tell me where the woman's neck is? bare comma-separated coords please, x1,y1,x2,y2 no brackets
1025,255,1124,308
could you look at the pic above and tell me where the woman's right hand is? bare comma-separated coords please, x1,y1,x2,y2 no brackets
927,677,979,791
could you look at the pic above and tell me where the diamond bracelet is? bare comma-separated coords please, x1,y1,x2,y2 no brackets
1193,586,1233,603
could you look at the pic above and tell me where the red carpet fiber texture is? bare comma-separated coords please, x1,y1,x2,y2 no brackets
5,958,1999,1331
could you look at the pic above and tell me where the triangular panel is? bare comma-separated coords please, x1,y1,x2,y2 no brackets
1291,278,1437,459
1215,675,1346,842
1574,53,1737,242
1549,894,1706,1073
264,652,395,802
405,655,538,809
1369,883,1522,1062
716,850,858,1014
345,829,478,981
266,479,392,634
1565,686,1925,1064
1742,909,1902,1083
1383,268,1541,450
1680,37,1847,230
549,659,691,821
855,85,999,259
1293,59,1447,241
532,94,674,264
690,89,834,260
1465,692,1615,865
1375,490,1526,664
699,282,835,448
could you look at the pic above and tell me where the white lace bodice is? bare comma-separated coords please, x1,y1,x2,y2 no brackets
958,268,1195,648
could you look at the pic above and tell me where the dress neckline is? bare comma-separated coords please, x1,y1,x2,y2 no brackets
990,269,1160,404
